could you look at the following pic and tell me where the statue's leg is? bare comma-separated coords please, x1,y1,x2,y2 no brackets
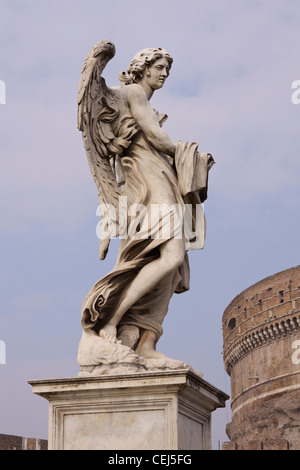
99,237,185,339
117,325,140,349
135,329,186,367
135,330,160,358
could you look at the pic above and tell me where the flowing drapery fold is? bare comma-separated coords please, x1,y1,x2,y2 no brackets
81,120,214,338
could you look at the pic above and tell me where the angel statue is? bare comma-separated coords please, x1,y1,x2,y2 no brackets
77,40,214,375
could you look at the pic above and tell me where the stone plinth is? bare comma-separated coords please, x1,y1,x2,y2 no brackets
29,369,228,450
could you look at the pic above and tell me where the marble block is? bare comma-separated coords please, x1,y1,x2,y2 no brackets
29,369,228,450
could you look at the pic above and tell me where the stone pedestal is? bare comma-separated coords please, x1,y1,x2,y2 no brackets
29,369,228,450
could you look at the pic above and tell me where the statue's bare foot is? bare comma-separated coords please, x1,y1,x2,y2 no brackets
99,324,120,344
136,348,169,361
137,347,186,369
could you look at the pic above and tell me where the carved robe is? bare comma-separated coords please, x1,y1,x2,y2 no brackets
81,115,213,340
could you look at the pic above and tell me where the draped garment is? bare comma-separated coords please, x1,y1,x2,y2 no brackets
81,115,213,339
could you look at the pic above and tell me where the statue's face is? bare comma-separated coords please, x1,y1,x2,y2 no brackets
145,58,170,90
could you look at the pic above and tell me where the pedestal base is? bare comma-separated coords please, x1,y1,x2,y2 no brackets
29,369,228,450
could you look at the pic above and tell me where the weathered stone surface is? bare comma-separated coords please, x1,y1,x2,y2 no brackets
77,40,214,371
226,390,300,450
223,266,300,450
29,369,228,450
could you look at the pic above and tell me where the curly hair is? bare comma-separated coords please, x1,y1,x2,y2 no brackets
119,47,173,86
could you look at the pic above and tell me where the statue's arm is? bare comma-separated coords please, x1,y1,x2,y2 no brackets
126,85,176,157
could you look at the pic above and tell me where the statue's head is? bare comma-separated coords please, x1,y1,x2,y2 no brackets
119,47,173,86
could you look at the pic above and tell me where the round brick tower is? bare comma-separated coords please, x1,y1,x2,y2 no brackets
222,266,300,450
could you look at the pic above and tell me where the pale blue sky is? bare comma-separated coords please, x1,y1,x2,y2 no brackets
0,0,299,449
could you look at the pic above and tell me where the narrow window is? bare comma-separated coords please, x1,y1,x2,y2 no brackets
228,318,236,331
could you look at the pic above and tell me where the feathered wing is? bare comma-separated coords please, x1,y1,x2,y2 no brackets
77,40,122,260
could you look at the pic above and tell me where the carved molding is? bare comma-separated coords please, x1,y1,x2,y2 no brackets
224,311,300,374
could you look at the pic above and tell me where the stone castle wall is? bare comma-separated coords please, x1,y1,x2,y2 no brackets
222,266,300,450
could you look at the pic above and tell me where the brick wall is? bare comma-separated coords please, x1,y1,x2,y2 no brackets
222,439,290,451
0,434,47,450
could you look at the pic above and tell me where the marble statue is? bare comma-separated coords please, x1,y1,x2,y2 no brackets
77,40,214,375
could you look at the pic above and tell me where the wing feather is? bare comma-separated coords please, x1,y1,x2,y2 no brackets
78,40,139,259
77,40,121,259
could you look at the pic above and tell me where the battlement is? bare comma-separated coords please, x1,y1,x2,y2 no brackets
222,266,300,450
223,266,300,373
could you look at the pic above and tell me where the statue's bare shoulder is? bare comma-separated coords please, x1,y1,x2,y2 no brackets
119,84,160,133
117,83,149,115
123,83,147,101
